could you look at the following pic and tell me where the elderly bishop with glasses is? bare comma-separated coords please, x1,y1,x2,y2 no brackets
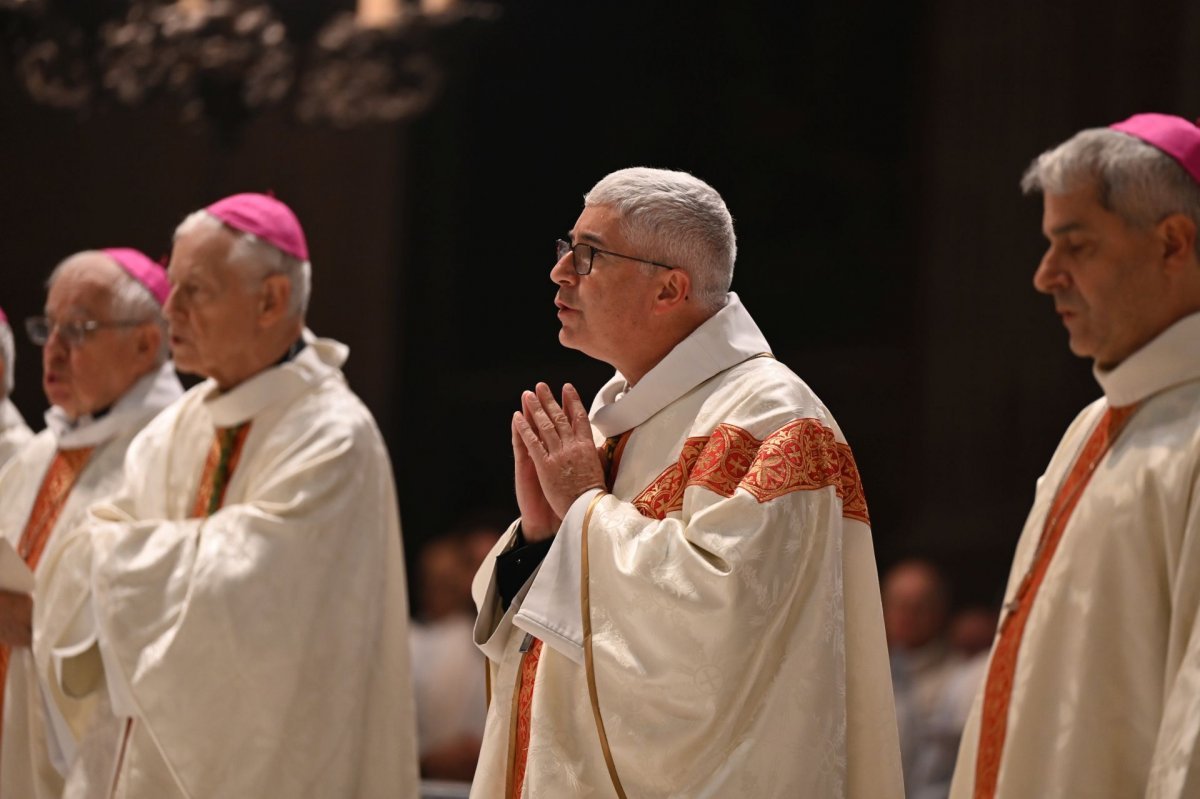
24,194,418,798
470,168,903,798
0,248,183,799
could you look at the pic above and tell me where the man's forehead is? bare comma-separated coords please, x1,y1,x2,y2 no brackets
571,204,623,243
1041,185,1108,236
47,255,120,305
169,225,235,276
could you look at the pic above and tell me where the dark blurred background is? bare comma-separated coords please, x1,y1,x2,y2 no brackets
2,0,1198,611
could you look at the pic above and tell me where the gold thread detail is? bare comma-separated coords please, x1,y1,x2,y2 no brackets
581,491,628,799
504,645,524,799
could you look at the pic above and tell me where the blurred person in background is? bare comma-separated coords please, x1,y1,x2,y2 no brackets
884,558,983,799
36,194,418,798
0,305,33,472
411,516,502,781
0,249,181,799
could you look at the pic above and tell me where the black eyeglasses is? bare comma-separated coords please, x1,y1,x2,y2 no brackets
25,316,147,347
555,238,676,276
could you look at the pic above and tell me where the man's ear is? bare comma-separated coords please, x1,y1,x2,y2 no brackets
1157,213,1198,273
259,274,293,326
135,323,161,363
652,269,692,314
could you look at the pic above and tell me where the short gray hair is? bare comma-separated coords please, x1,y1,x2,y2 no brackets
0,319,14,398
1022,127,1200,255
584,167,736,311
175,210,312,317
47,252,170,366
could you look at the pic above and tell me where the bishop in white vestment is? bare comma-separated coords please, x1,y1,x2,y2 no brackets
39,194,419,798
0,249,182,799
950,115,1200,798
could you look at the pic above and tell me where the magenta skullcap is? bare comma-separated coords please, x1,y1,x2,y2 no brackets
1110,113,1200,185
102,248,170,306
0,306,7,325
206,192,309,261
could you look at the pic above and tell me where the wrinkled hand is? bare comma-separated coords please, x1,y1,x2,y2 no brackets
0,589,32,648
512,402,561,543
512,382,605,540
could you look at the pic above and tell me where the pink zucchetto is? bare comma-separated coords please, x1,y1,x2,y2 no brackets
0,306,7,325
206,193,309,261
102,248,170,307
1111,113,1200,185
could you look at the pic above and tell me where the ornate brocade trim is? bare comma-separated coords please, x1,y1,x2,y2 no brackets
510,637,542,799
973,404,1139,798
631,420,869,523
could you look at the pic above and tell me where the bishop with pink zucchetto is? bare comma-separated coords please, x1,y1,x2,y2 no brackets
0,247,183,799
31,194,418,798
950,114,1200,798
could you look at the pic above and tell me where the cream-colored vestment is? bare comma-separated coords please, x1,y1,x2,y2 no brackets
950,312,1200,799
472,295,903,798
0,362,183,799
40,336,419,798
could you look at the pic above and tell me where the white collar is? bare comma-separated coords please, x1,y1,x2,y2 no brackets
589,293,772,437
202,331,348,428
1094,311,1200,407
45,360,185,449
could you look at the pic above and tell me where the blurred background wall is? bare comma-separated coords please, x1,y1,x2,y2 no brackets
2,0,1197,610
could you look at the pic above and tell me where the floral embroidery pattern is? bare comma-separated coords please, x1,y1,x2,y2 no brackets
632,420,869,523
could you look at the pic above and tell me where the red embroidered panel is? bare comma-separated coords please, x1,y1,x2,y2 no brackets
632,420,869,524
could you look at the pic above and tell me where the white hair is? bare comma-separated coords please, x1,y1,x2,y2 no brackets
0,318,13,398
47,253,169,366
584,167,736,311
1022,127,1200,256
174,210,312,317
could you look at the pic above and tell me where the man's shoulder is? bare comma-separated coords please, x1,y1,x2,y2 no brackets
695,356,837,437
271,376,384,447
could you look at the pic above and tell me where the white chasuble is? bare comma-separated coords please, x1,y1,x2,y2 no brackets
39,335,419,798
950,311,1200,799
472,295,903,798
0,362,183,799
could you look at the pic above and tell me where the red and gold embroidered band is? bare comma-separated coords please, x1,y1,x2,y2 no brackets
191,423,251,519
632,419,869,523
974,404,1139,798
0,446,94,753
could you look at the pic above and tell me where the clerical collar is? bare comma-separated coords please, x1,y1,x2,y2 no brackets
589,293,773,438
1094,311,1200,407
44,360,185,448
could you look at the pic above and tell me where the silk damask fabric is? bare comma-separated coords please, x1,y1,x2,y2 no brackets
471,296,903,798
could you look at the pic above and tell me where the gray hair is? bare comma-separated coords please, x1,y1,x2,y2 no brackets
47,253,170,366
1022,127,1200,255
584,167,736,311
0,319,13,398
175,210,312,317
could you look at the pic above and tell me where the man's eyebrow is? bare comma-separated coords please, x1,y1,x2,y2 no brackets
1047,222,1085,237
570,230,605,246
